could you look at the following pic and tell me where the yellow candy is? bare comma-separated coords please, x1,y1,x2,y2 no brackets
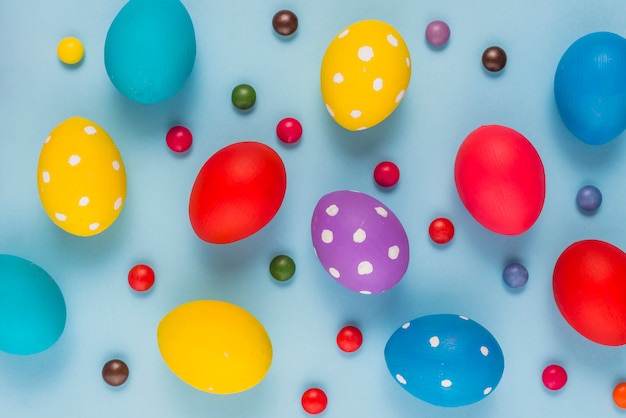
57,37,84,65
157,300,272,394
321,20,411,131
37,116,126,237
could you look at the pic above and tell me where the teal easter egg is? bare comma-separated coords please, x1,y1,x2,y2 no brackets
0,255,66,355
104,0,196,104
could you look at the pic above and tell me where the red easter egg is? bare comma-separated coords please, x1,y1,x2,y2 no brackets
454,125,545,235
189,141,287,244
553,239,626,346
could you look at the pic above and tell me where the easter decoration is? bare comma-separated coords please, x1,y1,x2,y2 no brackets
104,0,196,104
554,32,626,145
454,125,545,235
37,116,126,237
189,141,286,244
384,314,504,407
0,255,66,355
157,300,272,394
320,20,411,131
311,190,409,294
553,239,626,346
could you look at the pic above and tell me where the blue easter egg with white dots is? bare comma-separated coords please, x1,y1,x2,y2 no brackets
384,314,504,407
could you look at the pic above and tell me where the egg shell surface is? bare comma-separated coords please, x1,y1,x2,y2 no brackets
384,314,504,407
188,141,287,244
311,190,409,294
37,116,126,237
157,300,273,394
454,125,545,235
320,20,411,131
0,255,66,355
104,0,196,104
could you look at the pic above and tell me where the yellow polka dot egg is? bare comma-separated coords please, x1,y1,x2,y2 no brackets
321,20,411,131
37,116,126,237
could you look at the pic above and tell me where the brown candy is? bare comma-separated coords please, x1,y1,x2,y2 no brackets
272,10,298,36
482,46,507,72
102,359,129,387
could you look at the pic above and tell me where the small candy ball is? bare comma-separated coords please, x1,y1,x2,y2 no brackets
128,264,155,292
102,359,129,387
166,126,193,153
276,117,303,144
542,364,567,391
576,185,602,213
482,46,507,72
428,217,454,244
269,255,296,282
613,382,626,408
373,161,400,187
232,84,256,110
301,387,328,415
57,37,84,64
502,262,528,289
272,10,298,36
425,20,450,47
337,325,363,352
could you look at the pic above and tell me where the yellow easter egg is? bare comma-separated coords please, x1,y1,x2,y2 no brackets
320,20,411,131
157,300,272,394
37,116,126,236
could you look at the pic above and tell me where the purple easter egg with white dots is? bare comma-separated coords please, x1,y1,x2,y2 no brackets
311,190,410,294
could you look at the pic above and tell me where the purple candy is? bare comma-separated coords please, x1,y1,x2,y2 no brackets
311,190,410,294
425,20,450,47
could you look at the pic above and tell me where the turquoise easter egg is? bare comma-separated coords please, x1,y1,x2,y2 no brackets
0,255,66,355
104,0,196,104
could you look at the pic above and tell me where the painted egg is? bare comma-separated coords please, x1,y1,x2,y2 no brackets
454,125,545,235
554,32,626,145
37,116,126,237
320,20,411,131
157,300,272,394
553,239,626,346
384,314,504,407
0,255,66,355
311,190,409,294
189,141,286,244
105,0,196,104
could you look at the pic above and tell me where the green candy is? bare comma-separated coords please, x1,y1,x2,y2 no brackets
269,255,295,281
231,83,256,110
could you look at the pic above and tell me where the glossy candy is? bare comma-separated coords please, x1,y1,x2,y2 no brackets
0,255,66,355
128,264,155,292
576,185,602,213
425,20,450,47
232,84,256,110
384,314,504,407
428,217,454,244
482,46,507,72
373,161,400,187
166,126,192,153
105,0,196,104
57,37,84,64
157,300,272,394
37,116,126,237
554,32,626,145
553,239,626,345
337,325,363,352
301,388,328,414
276,117,302,144
102,359,130,386
502,262,528,289
311,190,409,294
321,20,411,131
542,364,567,391
613,382,626,408
454,125,545,235
272,10,298,36
269,255,296,282
189,142,286,244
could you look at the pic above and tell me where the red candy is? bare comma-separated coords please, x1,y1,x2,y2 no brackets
542,364,567,391
166,126,193,153
336,325,363,352
276,117,302,144
454,125,545,235
128,264,155,292
189,141,287,244
373,161,400,187
553,239,626,345
301,388,328,415
428,217,454,244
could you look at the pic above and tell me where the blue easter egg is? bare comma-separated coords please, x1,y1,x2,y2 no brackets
104,0,196,104
0,255,66,355
554,32,626,145
384,314,504,407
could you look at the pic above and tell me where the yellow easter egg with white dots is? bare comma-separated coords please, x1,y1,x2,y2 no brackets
321,20,411,131
37,116,126,236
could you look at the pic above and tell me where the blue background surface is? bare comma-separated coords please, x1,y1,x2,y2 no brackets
2,0,626,417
